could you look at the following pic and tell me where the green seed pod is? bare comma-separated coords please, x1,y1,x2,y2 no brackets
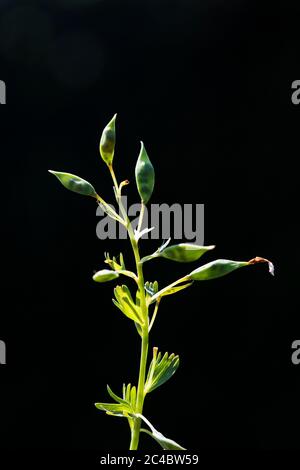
159,244,215,262
188,259,248,281
93,269,119,283
99,114,117,166
135,142,155,204
48,170,97,197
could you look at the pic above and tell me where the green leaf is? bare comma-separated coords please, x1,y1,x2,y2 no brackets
95,402,132,417
159,243,215,262
99,114,116,166
106,385,131,407
135,142,155,204
141,428,186,450
149,281,193,305
48,171,97,197
121,383,137,431
124,383,131,402
144,281,158,297
145,348,180,394
113,285,144,325
104,252,126,271
135,414,186,450
188,256,274,281
144,280,159,303
130,386,137,410
95,384,134,419
93,269,119,283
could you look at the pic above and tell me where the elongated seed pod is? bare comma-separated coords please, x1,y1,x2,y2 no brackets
189,257,274,281
93,269,119,282
189,259,250,280
135,142,155,204
48,171,97,197
99,114,117,166
159,244,215,262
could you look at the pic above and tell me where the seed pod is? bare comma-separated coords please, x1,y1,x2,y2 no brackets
188,259,248,281
93,269,119,283
135,142,155,204
159,243,215,262
99,114,117,166
48,170,97,197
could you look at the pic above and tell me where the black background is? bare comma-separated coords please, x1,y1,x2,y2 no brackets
0,0,299,456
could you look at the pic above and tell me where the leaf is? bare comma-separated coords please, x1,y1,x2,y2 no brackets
93,269,119,283
188,257,274,281
135,142,155,204
104,252,126,271
121,383,137,431
48,171,97,197
145,348,180,394
113,285,144,325
144,281,159,298
159,243,215,262
149,281,193,305
99,114,116,166
141,428,186,450
134,226,155,241
94,402,132,416
95,384,135,420
134,414,186,450
106,385,131,407
130,386,137,409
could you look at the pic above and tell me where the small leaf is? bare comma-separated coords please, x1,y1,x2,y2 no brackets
135,414,186,450
93,269,119,283
145,348,180,393
134,226,155,241
95,383,134,419
144,281,159,297
159,238,171,251
118,383,137,430
106,385,131,407
159,243,215,262
119,253,126,270
104,252,126,271
113,285,144,324
149,281,193,305
125,383,131,403
95,402,132,416
135,142,155,204
49,171,97,197
141,428,186,450
130,386,137,409
99,114,116,166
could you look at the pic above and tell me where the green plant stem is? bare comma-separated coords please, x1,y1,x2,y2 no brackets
130,327,148,449
109,165,149,450
129,238,149,450
137,202,145,234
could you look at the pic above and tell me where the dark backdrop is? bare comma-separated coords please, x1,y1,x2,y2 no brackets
0,0,299,456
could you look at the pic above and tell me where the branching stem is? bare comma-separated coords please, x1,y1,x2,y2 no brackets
109,165,149,450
